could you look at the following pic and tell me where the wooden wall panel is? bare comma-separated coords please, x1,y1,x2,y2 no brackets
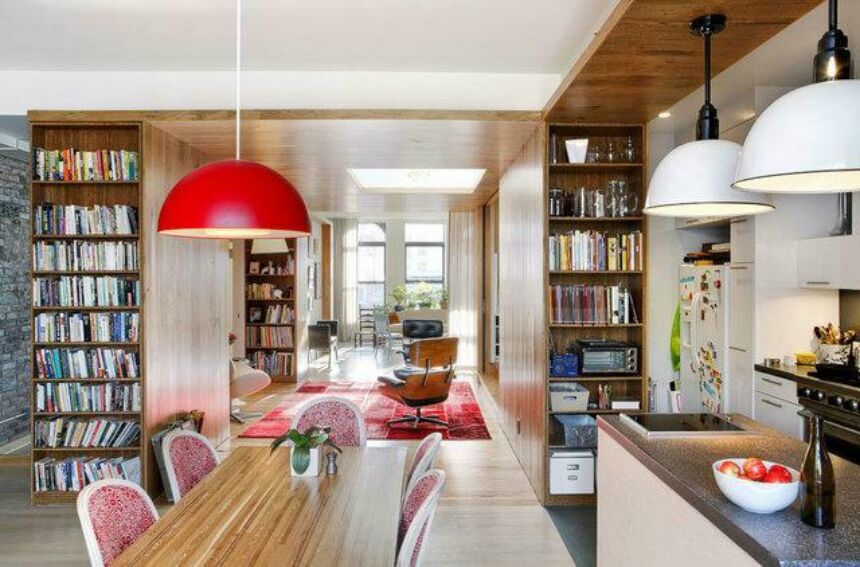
142,124,231,493
498,124,546,502
294,236,310,381
321,223,333,319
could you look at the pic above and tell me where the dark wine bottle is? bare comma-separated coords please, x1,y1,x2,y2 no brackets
800,412,835,529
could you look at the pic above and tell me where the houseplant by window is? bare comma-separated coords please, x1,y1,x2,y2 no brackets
271,425,342,476
390,284,408,311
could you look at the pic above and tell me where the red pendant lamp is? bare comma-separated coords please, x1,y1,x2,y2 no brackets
157,0,310,239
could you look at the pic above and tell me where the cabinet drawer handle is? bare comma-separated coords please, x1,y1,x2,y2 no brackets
805,281,832,285
729,346,747,352
761,377,783,386
761,398,783,409
728,266,748,271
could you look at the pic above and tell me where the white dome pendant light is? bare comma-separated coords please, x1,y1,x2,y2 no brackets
644,15,774,218
734,0,860,193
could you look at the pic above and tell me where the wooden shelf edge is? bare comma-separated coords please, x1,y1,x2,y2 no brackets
548,376,641,382
33,234,140,240
33,378,141,382
32,180,139,185
548,216,643,222
549,270,642,275
548,323,642,329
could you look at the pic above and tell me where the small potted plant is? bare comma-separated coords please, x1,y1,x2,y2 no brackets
438,287,449,310
270,425,342,477
390,284,408,312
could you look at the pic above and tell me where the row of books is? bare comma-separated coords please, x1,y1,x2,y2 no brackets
246,326,294,348
35,382,141,413
33,240,139,272
34,312,140,344
35,347,140,380
246,283,291,300
33,276,140,308
33,148,139,182
548,230,643,272
549,284,639,325
248,258,295,276
34,203,139,236
34,456,141,493
249,305,296,325
250,351,292,376
34,418,141,448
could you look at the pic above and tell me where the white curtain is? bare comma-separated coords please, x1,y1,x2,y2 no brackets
333,219,358,342
447,210,482,369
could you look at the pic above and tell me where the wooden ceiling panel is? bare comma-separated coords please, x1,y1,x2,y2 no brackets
545,0,823,123
153,117,538,215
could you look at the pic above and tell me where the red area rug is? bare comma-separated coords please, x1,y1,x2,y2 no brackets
239,381,491,441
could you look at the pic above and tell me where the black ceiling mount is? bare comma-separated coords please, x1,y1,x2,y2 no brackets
689,14,727,141
814,0,851,82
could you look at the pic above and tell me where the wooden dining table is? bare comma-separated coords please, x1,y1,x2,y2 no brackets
114,446,407,567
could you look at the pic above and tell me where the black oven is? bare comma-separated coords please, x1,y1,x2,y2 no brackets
799,401,860,465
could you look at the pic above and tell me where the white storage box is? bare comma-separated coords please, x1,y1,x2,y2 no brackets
549,382,589,412
550,450,595,495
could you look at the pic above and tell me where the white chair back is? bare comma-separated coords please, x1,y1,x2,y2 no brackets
77,478,158,567
404,432,442,498
162,429,220,501
397,469,446,567
292,396,367,447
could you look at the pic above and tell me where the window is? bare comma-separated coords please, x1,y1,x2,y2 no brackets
405,223,445,294
357,222,386,309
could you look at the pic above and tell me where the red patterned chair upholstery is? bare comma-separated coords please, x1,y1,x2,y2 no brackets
404,432,442,500
162,430,220,501
291,396,367,447
76,478,159,567
397,469,446,567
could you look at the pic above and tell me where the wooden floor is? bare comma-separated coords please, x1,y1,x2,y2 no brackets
0,347,574,566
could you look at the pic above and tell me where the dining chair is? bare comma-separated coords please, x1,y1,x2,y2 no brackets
292,396,367,446
77,479,159,567
397,469,447,567
162,430,220,501
405,432,443,498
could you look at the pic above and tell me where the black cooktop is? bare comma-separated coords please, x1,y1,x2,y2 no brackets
621,413,748,437
807,372,860,388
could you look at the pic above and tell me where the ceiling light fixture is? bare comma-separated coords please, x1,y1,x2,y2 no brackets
644,15,774,218
658,111,672,119
348,168,486,194
157,0,310,239
733,0,860,193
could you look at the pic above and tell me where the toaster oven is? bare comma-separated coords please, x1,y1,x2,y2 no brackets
575,339,638,375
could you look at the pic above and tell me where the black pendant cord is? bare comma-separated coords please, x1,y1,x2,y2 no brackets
691,14,725,141
829,0,838,32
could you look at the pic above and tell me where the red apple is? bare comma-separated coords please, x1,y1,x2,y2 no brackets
763,464,793,483
737,473,751,481
743,458,767,481
717,460,741,477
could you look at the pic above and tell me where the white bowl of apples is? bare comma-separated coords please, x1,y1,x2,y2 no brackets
712,458,800,514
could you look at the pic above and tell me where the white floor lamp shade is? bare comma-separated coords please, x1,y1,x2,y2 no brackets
734,80,860,193
644,139,774,217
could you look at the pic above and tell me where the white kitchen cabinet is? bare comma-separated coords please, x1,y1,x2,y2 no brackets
728,348,754,418
754,371,798,403
730,217,755,264
754,391,804,440
796,235,860,290
728,264,754,351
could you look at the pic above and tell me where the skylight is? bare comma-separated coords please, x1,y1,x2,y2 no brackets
348,168,486,194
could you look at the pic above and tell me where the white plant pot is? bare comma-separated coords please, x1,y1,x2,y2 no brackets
291,447,322,477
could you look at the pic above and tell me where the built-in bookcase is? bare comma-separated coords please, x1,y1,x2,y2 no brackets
244,239,297,381
544,123,648,505
30,122,145,504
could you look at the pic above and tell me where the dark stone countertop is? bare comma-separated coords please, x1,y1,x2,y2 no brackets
755,363,860,398
598,414,860,566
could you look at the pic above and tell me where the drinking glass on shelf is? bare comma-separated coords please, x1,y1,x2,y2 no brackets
607,180,623,218
575,187,590,218
549,188,564,217
592,187,607,218
605,139,617,163
623,136,637,163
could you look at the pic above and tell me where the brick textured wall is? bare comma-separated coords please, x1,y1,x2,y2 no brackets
0,154,30,445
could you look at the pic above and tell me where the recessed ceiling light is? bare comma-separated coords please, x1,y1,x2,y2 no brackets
658,111,672,119
347,168,486,194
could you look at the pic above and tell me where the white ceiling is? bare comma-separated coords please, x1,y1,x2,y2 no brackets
0,0,613,74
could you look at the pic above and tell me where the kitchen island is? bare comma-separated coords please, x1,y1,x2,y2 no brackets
597,414,860,566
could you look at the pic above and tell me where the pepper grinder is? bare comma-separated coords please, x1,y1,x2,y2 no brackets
326,451,338,475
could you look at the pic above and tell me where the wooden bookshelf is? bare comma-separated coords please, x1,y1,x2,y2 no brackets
244,239,298,382
29,122,145,504
544,123,648,506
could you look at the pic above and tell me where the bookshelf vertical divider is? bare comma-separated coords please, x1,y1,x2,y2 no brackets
544,123,648,506
244,239,298,381
30,122,146,504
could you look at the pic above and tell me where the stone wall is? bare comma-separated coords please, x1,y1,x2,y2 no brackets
0,153,30,445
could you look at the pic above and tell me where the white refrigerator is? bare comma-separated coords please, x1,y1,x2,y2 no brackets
679,265,730,414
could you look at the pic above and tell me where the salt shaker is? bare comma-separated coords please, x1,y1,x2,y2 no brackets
326,451,338,475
